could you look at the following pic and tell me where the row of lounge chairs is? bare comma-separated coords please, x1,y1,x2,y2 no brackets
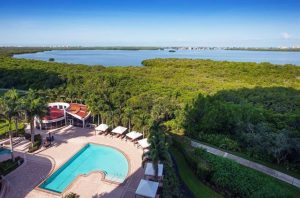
94,124,150,149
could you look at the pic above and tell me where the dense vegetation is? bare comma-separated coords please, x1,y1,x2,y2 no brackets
0,119,23,135
182,88,300,174
173,137,300,198
0,48,300,195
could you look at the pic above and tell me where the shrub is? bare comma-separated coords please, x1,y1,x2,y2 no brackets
173,137,298,198
28,134,42,153
162,164,183,198
198,133,240,151
0,156,24,176
62,192,78,198
196,148,295,198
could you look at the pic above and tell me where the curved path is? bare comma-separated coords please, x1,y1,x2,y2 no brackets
190,140,300,188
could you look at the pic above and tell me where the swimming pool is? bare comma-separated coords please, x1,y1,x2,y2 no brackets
39,143,129,193
0,148,11,155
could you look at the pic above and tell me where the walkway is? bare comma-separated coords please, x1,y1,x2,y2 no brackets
191,140,300,188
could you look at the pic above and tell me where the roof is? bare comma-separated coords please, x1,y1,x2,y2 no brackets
126,131,142,140
66,103,90,120
42,106,64,121
95,124,109,131
138,138,150,149
111,126,127,134
145,162,164,177
135,179,159,198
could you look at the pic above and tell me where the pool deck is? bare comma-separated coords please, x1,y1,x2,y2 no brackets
3,125,144,198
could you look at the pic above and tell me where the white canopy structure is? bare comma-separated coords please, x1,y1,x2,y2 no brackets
95,124,109,132
135,179,159,198
137,138,150,149
126,131,142,141
111,126,128,135
145,162,164,177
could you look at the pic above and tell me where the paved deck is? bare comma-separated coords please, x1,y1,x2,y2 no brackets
191,140,300,188
3,125,144,198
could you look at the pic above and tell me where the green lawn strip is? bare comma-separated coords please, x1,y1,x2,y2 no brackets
190,138,300,180
170,147,223,198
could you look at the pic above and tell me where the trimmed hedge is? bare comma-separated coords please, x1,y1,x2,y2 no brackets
0,156,24,176
28,134,42,153
172,136,300,198
162,164,183,198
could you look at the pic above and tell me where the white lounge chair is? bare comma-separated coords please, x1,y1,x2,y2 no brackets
111,126,128,138
126,131,142,142
137,138,150,149
95,124,109,134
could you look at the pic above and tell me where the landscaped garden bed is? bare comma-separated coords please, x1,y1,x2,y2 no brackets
0,156,24,176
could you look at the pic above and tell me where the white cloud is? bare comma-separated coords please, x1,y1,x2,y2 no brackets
281,32,293,39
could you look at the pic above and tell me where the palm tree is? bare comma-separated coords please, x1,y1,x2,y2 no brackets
86,94,98,124
21,89,48,146
148,122,170,180
124,107,133,131
0,89,21,161
134,112,148,138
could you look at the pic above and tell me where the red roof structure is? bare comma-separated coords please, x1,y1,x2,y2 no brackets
42,106,64,121
67,103,89,119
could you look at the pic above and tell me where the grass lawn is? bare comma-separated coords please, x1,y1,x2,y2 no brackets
170,147,223,198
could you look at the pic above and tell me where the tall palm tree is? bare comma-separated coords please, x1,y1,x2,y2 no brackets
21,89,48,146
148,122,170,180
98,97,108,124
124,107,133,131
0,89,21,161
134,112,148,138
86,94,98,124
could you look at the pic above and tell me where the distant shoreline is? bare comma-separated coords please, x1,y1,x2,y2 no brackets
225,47,300,52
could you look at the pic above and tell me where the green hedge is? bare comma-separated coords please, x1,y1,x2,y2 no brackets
162,164,183,198
28,134,42,153
172,136,300,198
0,156,24,176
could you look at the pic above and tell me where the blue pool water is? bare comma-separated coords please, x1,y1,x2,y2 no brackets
0,148,11,155
39,143,128,193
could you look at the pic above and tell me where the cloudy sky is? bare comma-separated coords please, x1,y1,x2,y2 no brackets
0,0,299,47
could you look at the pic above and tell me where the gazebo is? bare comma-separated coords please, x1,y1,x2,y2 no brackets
135,179,159,198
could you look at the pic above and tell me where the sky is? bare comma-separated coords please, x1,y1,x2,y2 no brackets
0,0,300,47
